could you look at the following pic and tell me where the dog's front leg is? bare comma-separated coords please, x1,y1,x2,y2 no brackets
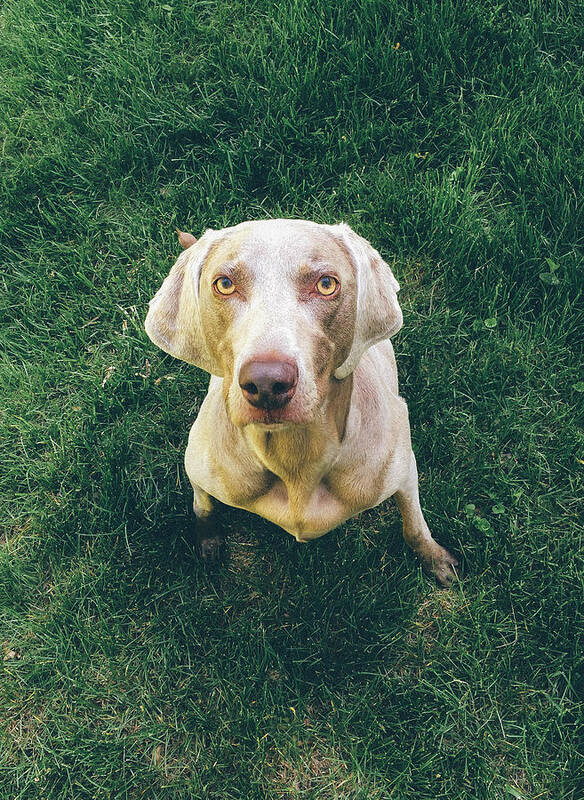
192,483,224,561
394,452,459,587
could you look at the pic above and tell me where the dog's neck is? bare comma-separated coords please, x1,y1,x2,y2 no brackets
242,375,354,483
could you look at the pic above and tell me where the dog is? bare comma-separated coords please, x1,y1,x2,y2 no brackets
145,219,458,585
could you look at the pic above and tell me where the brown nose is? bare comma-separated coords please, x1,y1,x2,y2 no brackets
239,360,298,409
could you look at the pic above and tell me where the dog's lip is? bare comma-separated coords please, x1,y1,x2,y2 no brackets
240,405,306,426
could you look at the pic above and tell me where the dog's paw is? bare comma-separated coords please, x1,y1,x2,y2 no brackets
422,545,460,587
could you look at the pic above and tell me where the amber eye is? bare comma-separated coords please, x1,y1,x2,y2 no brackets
214,276,236,295
315,275,338,296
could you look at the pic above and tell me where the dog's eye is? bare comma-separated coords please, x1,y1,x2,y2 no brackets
214,276,236,295
316,276,338,296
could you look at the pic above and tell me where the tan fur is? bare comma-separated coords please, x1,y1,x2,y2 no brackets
145,219,458,585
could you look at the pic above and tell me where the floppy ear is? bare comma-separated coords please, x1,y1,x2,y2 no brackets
331,223,403,379
144,229,222,375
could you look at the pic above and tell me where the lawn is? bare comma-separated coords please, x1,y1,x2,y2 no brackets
1,0,583,797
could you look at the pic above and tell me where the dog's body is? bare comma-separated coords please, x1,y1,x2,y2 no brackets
145,219,458,585
186,340,407,539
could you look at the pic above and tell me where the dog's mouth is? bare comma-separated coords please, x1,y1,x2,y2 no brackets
242,406,298,426
235,397,319,428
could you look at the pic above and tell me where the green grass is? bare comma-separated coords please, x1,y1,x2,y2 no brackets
1,0,583,797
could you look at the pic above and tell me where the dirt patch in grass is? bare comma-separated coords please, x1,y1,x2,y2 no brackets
267,740,387,799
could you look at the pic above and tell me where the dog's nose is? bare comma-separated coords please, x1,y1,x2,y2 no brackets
239,359,298,409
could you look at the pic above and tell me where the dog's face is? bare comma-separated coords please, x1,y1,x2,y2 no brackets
199,221,358,427
145,219,402,428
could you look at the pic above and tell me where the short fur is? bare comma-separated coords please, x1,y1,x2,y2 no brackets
145,219,458,585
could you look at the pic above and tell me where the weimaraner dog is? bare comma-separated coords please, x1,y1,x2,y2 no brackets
145,219,458,585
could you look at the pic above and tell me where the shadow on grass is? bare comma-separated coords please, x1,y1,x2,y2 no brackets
103,498,424,695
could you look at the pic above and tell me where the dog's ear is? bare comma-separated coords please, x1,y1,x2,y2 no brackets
176,228,197,250
144,229,222,375
330,223,402,379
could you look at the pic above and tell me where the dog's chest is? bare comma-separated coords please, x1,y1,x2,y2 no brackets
187,423,392,540
226,450,383,540
244,475,346,540
227,430,337,537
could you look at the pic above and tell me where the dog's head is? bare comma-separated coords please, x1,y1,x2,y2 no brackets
145,219,402,427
